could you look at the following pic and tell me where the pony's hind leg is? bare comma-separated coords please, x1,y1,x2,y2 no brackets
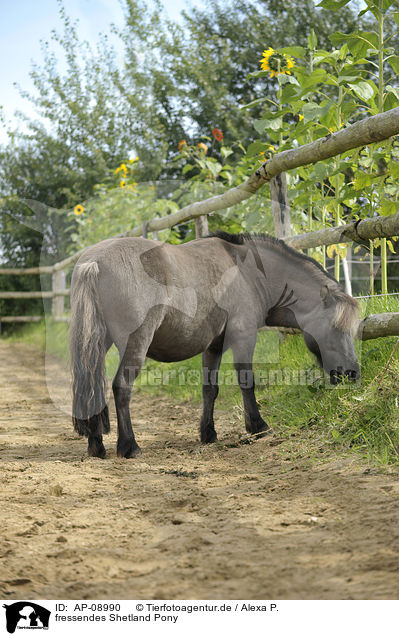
86,331,112,458
87,407,110,458
113,332,150,458
200,346,223,443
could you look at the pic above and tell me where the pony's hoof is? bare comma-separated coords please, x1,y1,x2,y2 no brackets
117,441,142,459
254,424,273,439
246,420,272,439
125,446,142,459
87,443,106,459
201,428,218,444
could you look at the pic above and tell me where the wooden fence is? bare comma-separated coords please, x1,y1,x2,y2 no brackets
1,212,399,340
2,107,399,335
0,266,68,323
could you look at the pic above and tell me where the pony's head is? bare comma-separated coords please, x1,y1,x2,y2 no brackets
302,285,360,384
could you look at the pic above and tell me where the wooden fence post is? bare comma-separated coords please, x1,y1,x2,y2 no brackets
342,256,352,296
270,172,291,239
52,269,66,320
195,215,209,238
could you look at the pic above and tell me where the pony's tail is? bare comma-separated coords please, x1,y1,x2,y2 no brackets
69,261,110,437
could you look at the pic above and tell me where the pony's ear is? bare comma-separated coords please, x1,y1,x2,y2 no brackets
320,285,330,301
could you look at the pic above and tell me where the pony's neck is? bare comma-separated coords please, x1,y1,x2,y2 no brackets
251,239,329,329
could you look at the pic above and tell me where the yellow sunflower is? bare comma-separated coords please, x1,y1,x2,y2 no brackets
74,204,84,215
120,180,126,188
114,162,128,175
260,47,295,78
196,142,208,154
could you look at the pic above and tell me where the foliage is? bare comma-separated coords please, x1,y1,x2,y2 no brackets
240,0,399,288
129,0,364,154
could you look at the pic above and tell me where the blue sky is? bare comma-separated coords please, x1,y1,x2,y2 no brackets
0,0,199,144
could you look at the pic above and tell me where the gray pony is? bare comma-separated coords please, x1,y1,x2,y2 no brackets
70,231,359,458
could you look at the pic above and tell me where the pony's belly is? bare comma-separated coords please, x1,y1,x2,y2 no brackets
146,347,203,363
147,333,209,362
146,304,226,362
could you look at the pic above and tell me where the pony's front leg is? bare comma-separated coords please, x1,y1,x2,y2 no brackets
231,338,270,437
200,346,223,443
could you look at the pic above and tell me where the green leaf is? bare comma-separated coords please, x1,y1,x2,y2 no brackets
182,164,194,174
359,155,373,168
246,70,270,80
337,75,360,85
302,102,322,123
253,117,283,134
319,101,338,128
341,101,358,118
316,0,351,9
300,68,327,89
287,99,307,114
277,46,306,59
386,85,399,102
313,162,328,181
281,84,300,102
253,119,268,134
267,117,284,132
393,12,399,27
313,49,334,64
382,0,395,11
347,80,376,102
314,50,342,66
384,91,399,112
206,161,222,178
308,29,318,50
329,31,378,58
387,56,399,74
381,199,397,216
246,140,268,157
389,160,399,179
278,74,300,86
354,171,372,189
220,146,233,159
240,97,270,110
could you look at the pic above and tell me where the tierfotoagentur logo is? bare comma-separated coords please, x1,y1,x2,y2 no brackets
2,602,51,633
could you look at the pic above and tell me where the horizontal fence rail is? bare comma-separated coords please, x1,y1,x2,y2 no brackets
0,266,67,322
0,316,43,323
0,291,69,299
0,266,54,275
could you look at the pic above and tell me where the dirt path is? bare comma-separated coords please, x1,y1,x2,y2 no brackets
0,341,399,600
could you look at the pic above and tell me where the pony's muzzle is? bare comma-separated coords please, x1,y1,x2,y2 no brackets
329,367,359,385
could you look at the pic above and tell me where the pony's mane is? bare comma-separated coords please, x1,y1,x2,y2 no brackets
208,231,359,334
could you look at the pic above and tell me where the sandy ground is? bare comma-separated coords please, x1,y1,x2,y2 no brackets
0,340,399,600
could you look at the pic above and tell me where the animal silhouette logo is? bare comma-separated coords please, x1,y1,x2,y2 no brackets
3,602,50,633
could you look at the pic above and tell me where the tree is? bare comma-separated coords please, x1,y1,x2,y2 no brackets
0,0,370,271
128,0,365,157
